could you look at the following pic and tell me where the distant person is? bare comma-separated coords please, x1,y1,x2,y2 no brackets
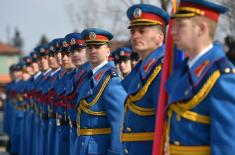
225,35,235,65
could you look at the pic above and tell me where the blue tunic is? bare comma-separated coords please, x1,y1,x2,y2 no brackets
74,62,127,155
165,44,235,155
121,45,165,155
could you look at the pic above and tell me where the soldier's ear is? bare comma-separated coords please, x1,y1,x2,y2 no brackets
197,20,208,37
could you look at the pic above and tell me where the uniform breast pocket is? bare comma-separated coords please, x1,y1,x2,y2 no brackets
88,140,108,155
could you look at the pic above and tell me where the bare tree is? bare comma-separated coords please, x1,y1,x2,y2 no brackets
12,27,24,49
65,0,141,41
220,0,235,35
160,0,171,11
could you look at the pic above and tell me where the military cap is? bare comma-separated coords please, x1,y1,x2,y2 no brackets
30,51,39,62
81,28,113,45
113,47,132,63
15,61,25,71
127,4,169,28
48,38,63,55
64,33,85,52
34,44,49,57
9,64,17,72
60,37,71,54
23,56,33,66
172,0,228,22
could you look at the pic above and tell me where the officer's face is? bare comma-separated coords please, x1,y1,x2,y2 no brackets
117,59,132,76
55,52,63,66
71,48,87,67
48,55,60,69
86,44,110,68
26,66,33,75
40,56,49,71
171,18,198,54
14,71,22,80
32,62,40,73
61,52,75,69
130,26,164,60
22,71,31,81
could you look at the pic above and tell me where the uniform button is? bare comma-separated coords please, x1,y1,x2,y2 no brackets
225,68,231,73
126,127,132,132
184,89,189,96
174,141,180,145
124,148,128,154
81,142,84,146
176,114,181,121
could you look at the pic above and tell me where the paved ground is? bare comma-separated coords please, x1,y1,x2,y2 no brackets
0,111,9,155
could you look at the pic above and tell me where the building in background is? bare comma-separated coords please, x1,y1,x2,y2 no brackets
0,42,21,85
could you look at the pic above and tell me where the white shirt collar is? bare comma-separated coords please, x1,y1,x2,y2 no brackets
15,79,21,82
34,71,42,79
188,44,213,68
50,67,61,76
43,68,52,76
92,61,108,75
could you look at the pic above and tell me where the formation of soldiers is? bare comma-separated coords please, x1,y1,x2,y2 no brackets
3,0,235,155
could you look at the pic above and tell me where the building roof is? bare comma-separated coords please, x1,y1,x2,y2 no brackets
0,42,21,55
0,75,11,84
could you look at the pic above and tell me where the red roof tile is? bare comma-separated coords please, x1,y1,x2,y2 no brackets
0,42,21,55
0,75,11,84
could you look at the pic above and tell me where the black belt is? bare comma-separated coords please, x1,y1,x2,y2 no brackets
56,118,68,126
40,112,49,120
48,112,56,119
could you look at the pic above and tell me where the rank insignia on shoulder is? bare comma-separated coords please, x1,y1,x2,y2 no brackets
60,70,67,77
194,60,209,77
95,71,103,81
144,58,156,73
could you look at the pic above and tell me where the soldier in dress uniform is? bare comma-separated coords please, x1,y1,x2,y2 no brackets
46,38,63,155
31,44,51,155
19,55,34,155
36,44,52,155
121,4,169,155
54,35,77,155
73,28,127,155
26,51,41,155
4,64,22,154
3,65,16,136
164,0,235,155
27,50,43,155
10,62,25,155
63,33,91,155
113,47,132,77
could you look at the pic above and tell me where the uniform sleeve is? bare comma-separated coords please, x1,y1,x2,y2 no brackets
210,73,235,154
103,77,127,155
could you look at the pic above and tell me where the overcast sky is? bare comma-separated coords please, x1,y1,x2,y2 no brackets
0,0,230,55
0,0,77,54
